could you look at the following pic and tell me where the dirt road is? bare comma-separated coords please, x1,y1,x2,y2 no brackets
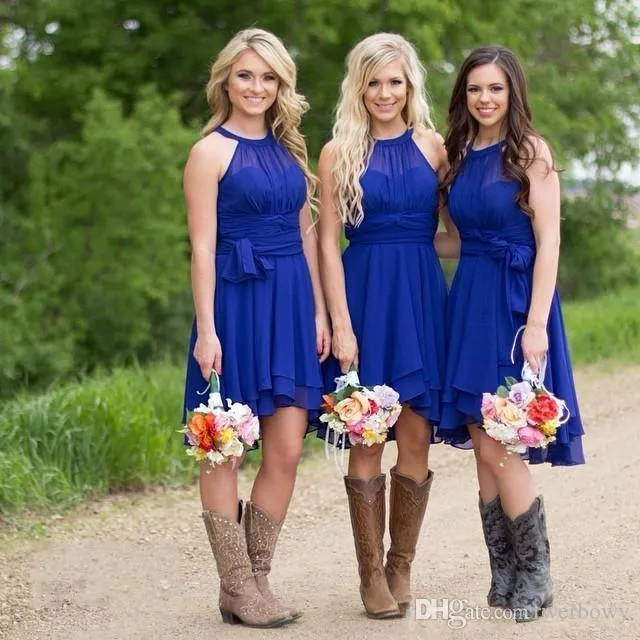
1,365,638,640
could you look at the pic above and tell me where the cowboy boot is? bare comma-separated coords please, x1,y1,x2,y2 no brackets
344,474,402,619
479,495,516,608
385,467,434,615
201,510,292,628
244,501,302,621
508,496,553,622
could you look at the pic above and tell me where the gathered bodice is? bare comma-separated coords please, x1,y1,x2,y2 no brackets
345,129,439,245
214,126,306,283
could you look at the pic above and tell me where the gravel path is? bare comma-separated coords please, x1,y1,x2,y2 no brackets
1,365,638,640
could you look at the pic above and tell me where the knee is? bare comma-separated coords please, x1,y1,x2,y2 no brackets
476,437,509,475
397,433,429,460
263,442,303,478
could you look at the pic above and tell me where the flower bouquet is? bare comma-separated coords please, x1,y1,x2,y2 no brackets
481,361,570,457
181,372,259,467
320,369,402,472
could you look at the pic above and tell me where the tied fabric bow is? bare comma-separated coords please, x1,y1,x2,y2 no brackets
219,238,274,283
461,234,535,364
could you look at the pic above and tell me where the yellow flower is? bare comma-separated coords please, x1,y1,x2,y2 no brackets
362,429,386,445
216,427,235,446
540,421,559,437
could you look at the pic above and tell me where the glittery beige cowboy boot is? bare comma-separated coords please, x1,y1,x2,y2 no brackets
244,501,302,621
202,510,292,628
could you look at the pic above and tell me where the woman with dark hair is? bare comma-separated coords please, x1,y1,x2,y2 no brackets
435,45,585,622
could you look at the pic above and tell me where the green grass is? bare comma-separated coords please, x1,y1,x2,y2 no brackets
1,286,638,519
564,287,640,366
0,362,194,515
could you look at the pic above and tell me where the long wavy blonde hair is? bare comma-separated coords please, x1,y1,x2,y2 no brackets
332,33,435,226
202,28,316,201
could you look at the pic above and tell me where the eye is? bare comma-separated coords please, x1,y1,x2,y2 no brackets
263,74,277,83
467,86,479,93
490,85,504,93
368,80,379,88
391,79,403,86
238,71,251,79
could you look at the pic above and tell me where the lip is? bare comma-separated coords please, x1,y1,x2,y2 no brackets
375,102,397,110
476,107,496,117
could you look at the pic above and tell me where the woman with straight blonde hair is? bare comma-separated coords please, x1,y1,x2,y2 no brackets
317,33,452,618
182,28,330,628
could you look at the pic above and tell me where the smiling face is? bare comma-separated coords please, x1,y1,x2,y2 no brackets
225,49,279,118
466,63,510,136
363,59,408,128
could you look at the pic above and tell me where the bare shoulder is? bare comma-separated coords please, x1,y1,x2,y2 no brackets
413,127,447,171
186,131,236,180
525,135,554,176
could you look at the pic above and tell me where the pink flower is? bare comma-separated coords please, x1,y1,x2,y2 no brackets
236,415,260,446
348,421,365,437
518,426,545,447
481,393,496,420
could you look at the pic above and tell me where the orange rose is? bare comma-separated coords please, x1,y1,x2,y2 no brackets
334,397,364,425
322,394,336,411
188,413,208,439
350,391,372,414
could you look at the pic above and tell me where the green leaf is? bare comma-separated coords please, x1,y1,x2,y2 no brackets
496,386,509,398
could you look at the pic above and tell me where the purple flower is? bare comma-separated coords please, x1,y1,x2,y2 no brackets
372,385,400,409
508,381,534,408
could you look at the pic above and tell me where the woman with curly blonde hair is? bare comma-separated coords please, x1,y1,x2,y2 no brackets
317,33,453,618
182,28,330,628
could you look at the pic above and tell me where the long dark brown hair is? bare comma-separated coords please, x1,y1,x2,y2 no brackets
441,45,553,217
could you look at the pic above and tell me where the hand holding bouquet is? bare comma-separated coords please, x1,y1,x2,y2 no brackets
181,372,259,467
320,369,402,447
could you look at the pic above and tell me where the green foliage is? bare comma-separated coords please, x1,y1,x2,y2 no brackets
559,182,640,298
1,86,194,394
0,0,638,397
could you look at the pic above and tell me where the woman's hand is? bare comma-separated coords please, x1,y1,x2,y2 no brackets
315,314,332,363
332,327,359,373
193,332,222,380
521,323,548,376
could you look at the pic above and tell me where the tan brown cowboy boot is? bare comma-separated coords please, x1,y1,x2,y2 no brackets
244,501,302,621
385,467,434,615
201,510,292,628
344,474,402,619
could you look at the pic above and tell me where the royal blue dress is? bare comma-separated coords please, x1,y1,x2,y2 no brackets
317,129,448,446
438,141,585,465
182,127,323,431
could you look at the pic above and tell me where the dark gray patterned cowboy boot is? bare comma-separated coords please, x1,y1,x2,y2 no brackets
509,496,553,622
478,495,516,608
